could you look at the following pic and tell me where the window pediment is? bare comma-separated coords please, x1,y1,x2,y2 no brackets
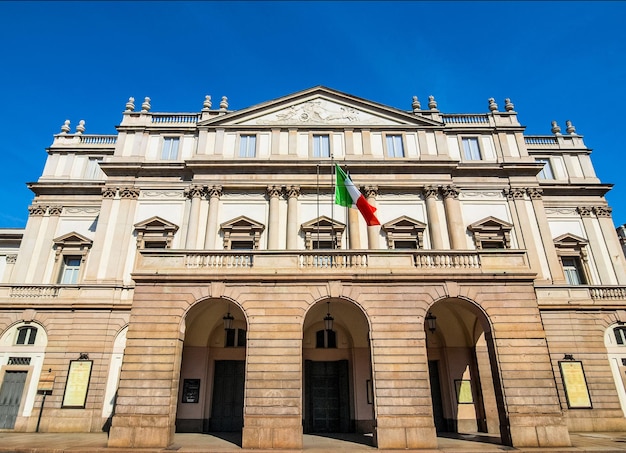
301,216,345,250
220,216,265,250
553,233,588,250
53,232,93,249
467,216,513,250
382,216,427,249
134,216,179,249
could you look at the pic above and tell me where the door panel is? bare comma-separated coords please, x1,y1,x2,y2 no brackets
210,361,245,432
305,360,350,433
0,371,28,429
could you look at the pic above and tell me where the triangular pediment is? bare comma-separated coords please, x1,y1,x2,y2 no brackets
198,86,442,128
220,215,265,232
53,232,92,247
134,216,179,232
382,216,427,231
301,215,345,231
468,216,513,232
554,233,588,247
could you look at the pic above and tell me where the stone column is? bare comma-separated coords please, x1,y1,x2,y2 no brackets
527,188,565,283
348,208,361,249
184,185,206,249
578,206,615,284
286,186,300,250
84,187,117,281
266,186,282,249
28,205,63,282
12,205,46,282
106,188,140,283
594,206,626,284
2,254,17,283
364,186,380,249
204,186,223,249
423,186,444,249
506,188,544,279
442,185,466,249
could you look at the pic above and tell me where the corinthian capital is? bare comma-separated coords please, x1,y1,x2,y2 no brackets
266,185,282,199
441,185,460,199
526,187,543,200
506,188,526,200
207,185,223,199
594,206,613,217
185,185,207,199
423,185,440,199
28,205,46,216
363,185,378,199
285,185,300,199
119,187,140,199
577,206,593,217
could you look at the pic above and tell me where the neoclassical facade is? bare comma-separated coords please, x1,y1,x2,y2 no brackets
1,87,626,449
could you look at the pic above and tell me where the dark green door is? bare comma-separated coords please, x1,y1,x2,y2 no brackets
210,360,245,431
305,360,350,433
0,370,27,429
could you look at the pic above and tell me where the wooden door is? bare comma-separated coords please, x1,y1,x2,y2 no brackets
0,371,27,429
210,361,245,432
305,360,350,433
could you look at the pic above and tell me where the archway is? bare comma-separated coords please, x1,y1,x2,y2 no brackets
176,299,247,436
425,298,507,445
302,298,374,444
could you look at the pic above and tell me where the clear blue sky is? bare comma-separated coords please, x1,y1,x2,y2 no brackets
1,1,625,228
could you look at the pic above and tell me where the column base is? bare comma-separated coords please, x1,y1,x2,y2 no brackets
375,416,437,449
509,414,571,448
107,415,173,448
242,415,303,449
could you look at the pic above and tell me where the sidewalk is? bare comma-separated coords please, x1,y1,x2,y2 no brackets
0,431,626,452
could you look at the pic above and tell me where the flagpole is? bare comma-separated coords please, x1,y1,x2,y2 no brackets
316,163,320,249
331,154,335,251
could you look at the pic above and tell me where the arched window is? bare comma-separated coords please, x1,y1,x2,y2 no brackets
15,326,37,345
614,326,626,345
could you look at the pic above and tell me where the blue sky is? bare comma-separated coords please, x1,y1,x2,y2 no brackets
1,1,625,228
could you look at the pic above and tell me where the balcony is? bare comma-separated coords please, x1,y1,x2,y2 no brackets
134,249,533,282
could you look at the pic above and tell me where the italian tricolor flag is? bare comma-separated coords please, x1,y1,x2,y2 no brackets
334,164,380,226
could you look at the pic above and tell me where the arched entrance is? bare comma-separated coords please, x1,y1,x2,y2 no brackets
425,298,508,445
176,299,247,435
302,298,374,443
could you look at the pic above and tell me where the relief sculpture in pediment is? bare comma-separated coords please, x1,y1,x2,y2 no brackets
256,100,383,125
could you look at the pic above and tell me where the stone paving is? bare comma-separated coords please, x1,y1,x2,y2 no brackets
0,432,626,452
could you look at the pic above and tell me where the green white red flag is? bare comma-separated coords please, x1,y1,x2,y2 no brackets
334,164,380,226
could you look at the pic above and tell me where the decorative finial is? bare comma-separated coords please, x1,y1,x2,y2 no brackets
141,97,151,113
504,98,514,111
428,95,437,110
551,120,561,135
565,120,577,135
488,98,498,112
412,96,421,112
76,120,85,134
220,96,228,110
125,97,135,112
60,119,70,134
202,95,212,111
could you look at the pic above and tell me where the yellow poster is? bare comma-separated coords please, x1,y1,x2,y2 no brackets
62,360,93,408
560,361,592,408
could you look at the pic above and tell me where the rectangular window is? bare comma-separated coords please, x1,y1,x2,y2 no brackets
239,135,256,158
562,257,585,285
386,135,404,157
462,137,481,160
537,158,555,180
313,135,330,158
59,256,81,284
161,137,180,160
85,157,103,179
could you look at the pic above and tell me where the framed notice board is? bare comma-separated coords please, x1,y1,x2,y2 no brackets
559,360,592,409
62,360,93,408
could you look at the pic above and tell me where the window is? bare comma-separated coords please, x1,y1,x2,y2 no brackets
15,326,37,345
85,157,103,179
225,328,246,347
554,233,590,286
301,216,345,250
386,135,404,158
382,216,427,250
313,134,330,158
134,216,179,249
161,137,180,160
468,217,513,250
239,135,257,158
59,256,81,284
614,326,626,345
220,216,265,250
537,158,555,180
462,137,482,160
562,257,586,285
316,329,337,348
